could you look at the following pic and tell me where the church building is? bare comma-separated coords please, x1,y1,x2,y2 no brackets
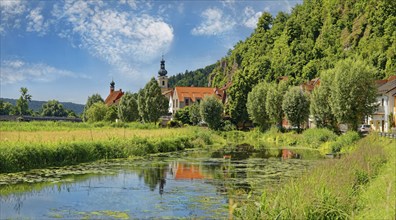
104,80,124,106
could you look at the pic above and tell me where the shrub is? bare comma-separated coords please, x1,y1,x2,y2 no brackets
300,128,337,148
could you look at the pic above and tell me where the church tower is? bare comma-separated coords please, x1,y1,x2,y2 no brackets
157,56,169,90
110,79,115,93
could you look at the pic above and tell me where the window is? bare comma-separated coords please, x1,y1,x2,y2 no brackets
162,81,165,86
185,98,189,106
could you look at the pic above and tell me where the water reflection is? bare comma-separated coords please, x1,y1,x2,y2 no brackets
0,148,318,219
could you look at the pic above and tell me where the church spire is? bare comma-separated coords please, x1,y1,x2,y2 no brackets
158,56,168,76
110,79,115,93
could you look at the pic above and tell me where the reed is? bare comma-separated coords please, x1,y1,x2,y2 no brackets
234,135,395,219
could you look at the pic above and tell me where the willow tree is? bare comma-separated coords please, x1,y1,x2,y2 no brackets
329,59,377,131
138,78,168,123
282,87,310,131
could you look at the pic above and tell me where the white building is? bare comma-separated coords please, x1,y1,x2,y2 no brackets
369,76,396,132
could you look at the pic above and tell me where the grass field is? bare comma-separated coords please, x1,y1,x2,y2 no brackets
0,122,224,173
234,134,395,219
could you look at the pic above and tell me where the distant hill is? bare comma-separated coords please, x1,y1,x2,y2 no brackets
0,98,84,115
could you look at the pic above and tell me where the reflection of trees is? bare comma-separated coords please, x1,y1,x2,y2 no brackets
137,163,168,193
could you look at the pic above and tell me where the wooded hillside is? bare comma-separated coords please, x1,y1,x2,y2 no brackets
209,0,395,88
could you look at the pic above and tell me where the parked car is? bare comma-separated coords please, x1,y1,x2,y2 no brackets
358,124,371,133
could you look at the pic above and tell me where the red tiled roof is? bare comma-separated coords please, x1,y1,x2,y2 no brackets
388,75,396,82
175,164,204,180
105,90,124,106
174,86,217,102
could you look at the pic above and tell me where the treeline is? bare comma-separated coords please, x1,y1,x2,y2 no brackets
168,64,216,87
0,88,78,118
246,58,377,133
82,78,168,123
0,98,84,115
205,0,395,127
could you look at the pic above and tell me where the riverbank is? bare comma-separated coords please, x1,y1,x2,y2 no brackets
0,122,357,173
234,134,395,219
0,122,225,173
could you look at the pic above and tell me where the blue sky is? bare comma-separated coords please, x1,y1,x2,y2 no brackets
1,0,301,104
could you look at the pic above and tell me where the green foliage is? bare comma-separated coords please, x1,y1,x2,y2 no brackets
174,106,190,125
300,128,337,149
208,0,395,126
189,103,201,125
266,82,288,127
15,87,32,116
328,59,377,131
282,87,310,131
0,100,14,115
104,105,118,122
117,92,139,122
85,102,108,123
166,120,183,128
41,100,68,117
247,82,269,130
330,131,360,153
310,70,336,129
83,94,104,121
200,95,223,130
168,64,215,87
235,135,392,219
0,132,214,173
138,78,168,123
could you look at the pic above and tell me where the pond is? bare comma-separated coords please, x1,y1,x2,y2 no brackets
0,148,320,219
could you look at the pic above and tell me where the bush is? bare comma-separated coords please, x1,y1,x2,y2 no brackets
167,120,183,128
300,128,337,149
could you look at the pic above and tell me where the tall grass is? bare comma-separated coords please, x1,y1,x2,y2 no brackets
0,121,159,132
234,135,395,219
0,126,217,173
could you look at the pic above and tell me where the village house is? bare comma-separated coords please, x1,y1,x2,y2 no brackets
168,86,225,114
156,56,230,115
368,75,396,132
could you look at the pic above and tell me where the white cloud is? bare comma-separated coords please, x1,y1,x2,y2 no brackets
0,59,86,85
243,6,262,29
119,0,137,10
26,7,49,35
191,7,236,36
55,0,173,77
0,0,26,34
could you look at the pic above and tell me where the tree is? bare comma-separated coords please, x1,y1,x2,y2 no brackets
83,94,104,121
85,102,107,122
15,87,32,115
310,70,336,129
200,95,223,130
282,87,310,131
138,78,168,123
189,102,201,125
266,81,288,128
118,92,139,122
329,59,377,131
247,82,270,130
104,105,118,122
174,106,191,125
0,100,14,115
41,100,68,117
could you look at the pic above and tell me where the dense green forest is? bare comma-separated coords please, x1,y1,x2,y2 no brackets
209,0,395,88
168,64,216,87
200,0,395,125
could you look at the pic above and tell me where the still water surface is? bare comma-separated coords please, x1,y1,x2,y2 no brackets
0,149,318,219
